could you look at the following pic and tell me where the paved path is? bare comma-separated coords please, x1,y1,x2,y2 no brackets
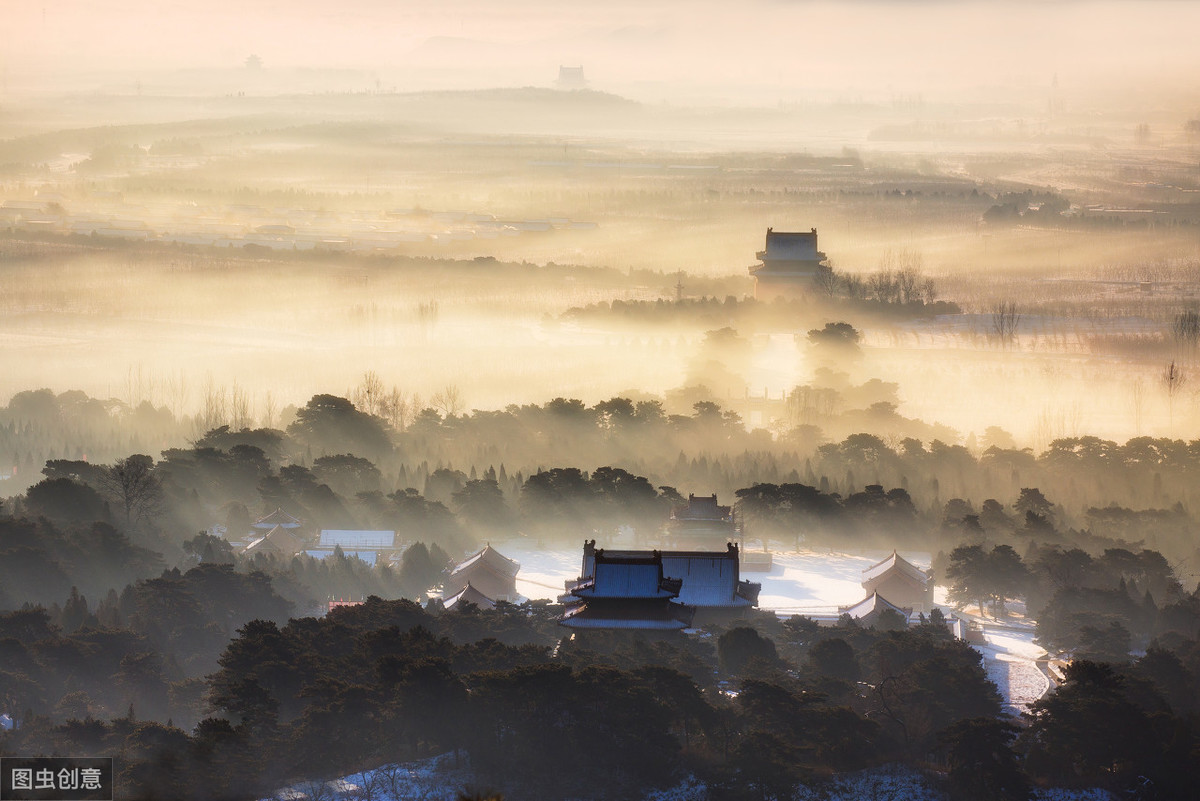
970,617,1052,715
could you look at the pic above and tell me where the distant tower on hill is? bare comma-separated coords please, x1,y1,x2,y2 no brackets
556,65,587,90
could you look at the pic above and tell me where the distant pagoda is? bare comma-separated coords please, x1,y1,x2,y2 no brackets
749,227,829,299
666,493,736,548
555,65,587,90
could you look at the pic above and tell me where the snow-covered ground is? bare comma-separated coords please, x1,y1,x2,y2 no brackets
499,539,909,615
977,624,1052,715
497,541,1052,714
754,550,885,616
264,752,473,801
267,755,1116,801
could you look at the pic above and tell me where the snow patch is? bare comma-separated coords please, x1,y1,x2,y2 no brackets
1033,790,1117,801
499,540,920,617
974,625,1052,714
273,754,1118,801
263,752,473,801
641,774,708,801
793,764,943,800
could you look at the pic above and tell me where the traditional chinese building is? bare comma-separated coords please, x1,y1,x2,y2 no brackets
443,545,520,603
571,540,759,624
252,508,303,531
861,550,935,613
242,524,305,559
667,493,736,548
749,227,829,299
327,598,365,614
442,582,497,612
560,549,694,630
302,530,400,566
555,65,587,90
838,591,911,628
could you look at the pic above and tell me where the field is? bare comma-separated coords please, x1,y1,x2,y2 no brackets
3,88,1200,449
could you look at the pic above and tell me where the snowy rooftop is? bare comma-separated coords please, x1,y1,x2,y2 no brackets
253,508,302,529
443,582,497,611
839,591,910,619
571,558,679,599
319,529,396,550
862,550,931,586
449,544,520,578
305,549,378,566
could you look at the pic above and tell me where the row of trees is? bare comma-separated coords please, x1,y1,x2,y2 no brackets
8,588,1199,800
15,433,1200,609
3,445,1199,801
13,383,1200,549
939,536,1197,664
0,595,1016,800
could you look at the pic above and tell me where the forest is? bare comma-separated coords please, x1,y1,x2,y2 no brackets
2,377,1200,799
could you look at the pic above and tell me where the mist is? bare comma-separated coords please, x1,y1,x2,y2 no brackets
8,0,1200,108
4,2,1200,800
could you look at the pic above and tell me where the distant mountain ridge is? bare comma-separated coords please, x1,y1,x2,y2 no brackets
406,86,639,107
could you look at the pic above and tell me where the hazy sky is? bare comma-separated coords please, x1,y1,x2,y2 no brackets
7,1,1200,104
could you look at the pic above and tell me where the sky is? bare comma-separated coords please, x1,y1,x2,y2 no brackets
6,0,1200,105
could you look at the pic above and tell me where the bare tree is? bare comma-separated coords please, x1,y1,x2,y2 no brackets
895,266,919,304
868,269,898,303
836,272,863,299
124,364,152,409
199,378,228,433
230,383,252,430
431,384,464,417
813,263,840,296
898,248,924,274
990,302,1021,344
382,386,416,432
1128,377,1146,436
163,370,188,420
262,391,277,429
101,454,163,529
1163,360,1186,427
417,300,440,333
345,770,386,801
287,780,332,801
920,277,938,304
1172,309,1200,363
376,764,405,799
351,370,386,417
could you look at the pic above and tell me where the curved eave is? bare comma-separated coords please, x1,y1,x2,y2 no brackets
559,618,690,630
570,587,678,600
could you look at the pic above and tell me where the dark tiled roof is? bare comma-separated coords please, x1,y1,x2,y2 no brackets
578,541,759,608
673,494,732,521
571,558,680,599
559,598,694,630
